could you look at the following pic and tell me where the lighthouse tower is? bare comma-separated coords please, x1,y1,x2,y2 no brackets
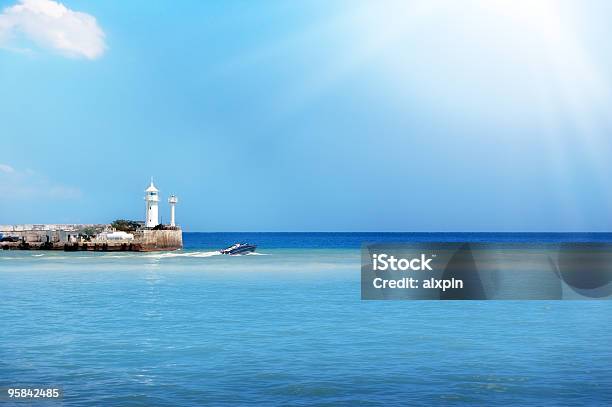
145,180,159,227
168,194,178,227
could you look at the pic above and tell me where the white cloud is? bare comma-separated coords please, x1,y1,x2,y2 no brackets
0,163,15,173
0,163,82,200
0,0,105,59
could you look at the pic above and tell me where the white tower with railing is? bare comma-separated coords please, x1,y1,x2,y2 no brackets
145,180,160,227
168,194,178,227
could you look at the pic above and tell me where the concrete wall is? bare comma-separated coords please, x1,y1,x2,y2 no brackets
0,224,109,244
134,229,183,251
1,224,182,251
0,224,108,233
1,229,80,243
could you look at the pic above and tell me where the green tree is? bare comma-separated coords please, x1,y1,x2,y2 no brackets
79,226,98,238
111,219,142,232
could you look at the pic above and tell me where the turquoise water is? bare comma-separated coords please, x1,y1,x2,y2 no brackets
1,233,611,406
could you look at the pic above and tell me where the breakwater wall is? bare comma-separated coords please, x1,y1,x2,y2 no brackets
133,229,183,251
0,225,182,252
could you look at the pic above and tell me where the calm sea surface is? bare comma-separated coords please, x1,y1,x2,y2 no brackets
1,233,611,406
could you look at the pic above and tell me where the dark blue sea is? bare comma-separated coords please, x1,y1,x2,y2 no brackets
1,233,611,406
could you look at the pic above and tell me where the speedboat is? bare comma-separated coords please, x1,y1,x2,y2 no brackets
220,243,256,255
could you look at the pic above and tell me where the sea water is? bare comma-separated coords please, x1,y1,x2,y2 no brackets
1,233,611,406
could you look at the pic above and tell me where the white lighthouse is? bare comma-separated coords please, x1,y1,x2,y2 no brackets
168,194,178,227
145,180,159,227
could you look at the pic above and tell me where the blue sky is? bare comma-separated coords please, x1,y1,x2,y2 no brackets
1,0,612,231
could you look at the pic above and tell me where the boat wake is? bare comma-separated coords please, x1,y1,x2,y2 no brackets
0,250,267,261
148,251,268,258
145,251,222,259
146,250,269,259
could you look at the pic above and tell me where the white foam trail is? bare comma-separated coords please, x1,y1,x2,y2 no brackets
145,251,222,259
184,251,223,258
1,250,267,261
146,250,268,259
